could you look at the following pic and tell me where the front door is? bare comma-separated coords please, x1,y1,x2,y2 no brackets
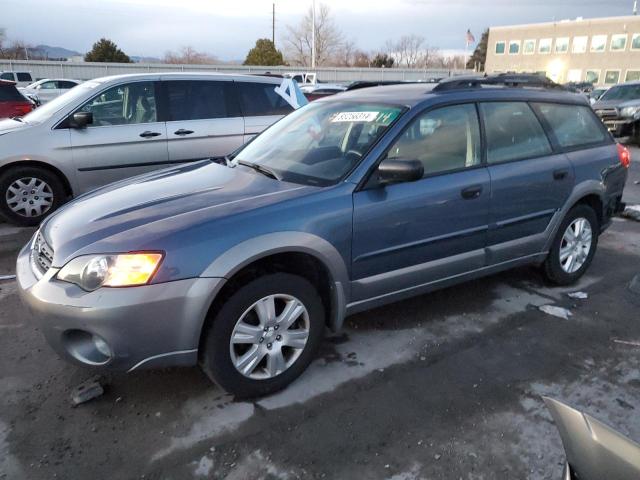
69,80,168,194
352,103,490,302
163,79,244,163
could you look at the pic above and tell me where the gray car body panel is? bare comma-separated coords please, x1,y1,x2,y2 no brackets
16,85,627,372
545,397,640,480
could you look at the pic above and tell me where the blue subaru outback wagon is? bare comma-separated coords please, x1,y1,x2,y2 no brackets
17,78,629,397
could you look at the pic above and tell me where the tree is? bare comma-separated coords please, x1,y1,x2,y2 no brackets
164,46,217,64
244,39,285,66
84,38,131,63
283,3,343,67
385,34,428,68
466,29,488,71
352,50,371,68
371,53,394,68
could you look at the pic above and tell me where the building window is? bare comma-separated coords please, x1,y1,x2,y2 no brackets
610,34,627,51
604,70,620,84
523,39,536,54
632,33,640,50
508,40,520,54
591,35,607,52
555,37,569,53
567,69,582,83
625,70,640,82
495,41,505,54
572,36,588,53
539,38,552,54
585,70,600,84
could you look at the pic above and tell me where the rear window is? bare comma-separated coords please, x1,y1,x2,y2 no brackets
0,83,26,102
480,102,552,164
535,103,608,149
16,72,32,82
236,81,294,117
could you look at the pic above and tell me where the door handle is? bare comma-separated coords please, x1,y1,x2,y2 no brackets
553,169,568,180
174,129,194,136
139,131,161,138
461,184,483,200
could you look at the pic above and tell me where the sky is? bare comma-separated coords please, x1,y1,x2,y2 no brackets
1,0,635,60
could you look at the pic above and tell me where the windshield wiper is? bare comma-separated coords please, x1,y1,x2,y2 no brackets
236,160,281,181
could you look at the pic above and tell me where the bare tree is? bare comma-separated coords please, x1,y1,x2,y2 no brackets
334,39,357,67
386,34,426,68
0,28,6,57
283,3,343,67
163,46,218,65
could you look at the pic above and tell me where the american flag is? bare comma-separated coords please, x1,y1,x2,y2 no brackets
466,29,476,46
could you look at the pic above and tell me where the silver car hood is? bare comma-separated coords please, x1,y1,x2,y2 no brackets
544,397,640,480
0,118,31,136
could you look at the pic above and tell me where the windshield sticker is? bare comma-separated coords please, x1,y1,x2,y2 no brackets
331,111,380,123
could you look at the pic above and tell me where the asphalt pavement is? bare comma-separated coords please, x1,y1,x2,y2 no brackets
0,151,639,480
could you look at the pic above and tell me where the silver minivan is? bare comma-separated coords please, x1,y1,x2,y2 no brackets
0,72,306,225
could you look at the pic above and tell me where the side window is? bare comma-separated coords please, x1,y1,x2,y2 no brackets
58,81,77,89
165,80,235,121
387,104,481,177
39,81,57,90
0,72,14,81
16,73,32,82
78,81,157,126
480,102,552,164
237,82,294,117
534,103,608,149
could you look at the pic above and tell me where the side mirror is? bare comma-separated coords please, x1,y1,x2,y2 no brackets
377,158,424,186
70,111,93,129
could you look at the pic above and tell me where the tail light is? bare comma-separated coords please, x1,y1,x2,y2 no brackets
617,143,631,169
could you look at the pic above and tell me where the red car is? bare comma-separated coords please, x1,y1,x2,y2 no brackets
0,80,34,119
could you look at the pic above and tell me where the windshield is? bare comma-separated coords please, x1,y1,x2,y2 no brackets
234,101,404,186
600,84,640,101
21,81,102,124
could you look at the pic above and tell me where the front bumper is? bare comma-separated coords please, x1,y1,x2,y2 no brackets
598,116,636,139
16,244,225,372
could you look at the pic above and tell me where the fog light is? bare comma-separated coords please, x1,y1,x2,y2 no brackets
92,334,112,358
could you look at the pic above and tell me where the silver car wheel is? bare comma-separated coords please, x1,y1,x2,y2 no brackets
5,177,54,218
229,294,310,380
559,217,593,274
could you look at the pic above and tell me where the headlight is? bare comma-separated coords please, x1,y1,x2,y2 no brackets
620,106,640,118
57,253,163,291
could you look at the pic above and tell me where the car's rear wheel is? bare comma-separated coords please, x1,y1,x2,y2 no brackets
200,273,325,398
0,166,66,226
543,204,599,285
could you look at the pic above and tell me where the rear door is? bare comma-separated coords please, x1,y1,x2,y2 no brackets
480,101,574,263
69,80,169,193
163,79,244,162
236,80,294,143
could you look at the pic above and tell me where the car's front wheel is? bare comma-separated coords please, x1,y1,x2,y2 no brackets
543,204,599,285
200,273,325,398
0,166,66,226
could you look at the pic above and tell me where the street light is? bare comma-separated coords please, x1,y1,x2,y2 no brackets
311,0,316,69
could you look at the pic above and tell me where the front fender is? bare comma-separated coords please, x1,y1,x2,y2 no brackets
201,231,349,331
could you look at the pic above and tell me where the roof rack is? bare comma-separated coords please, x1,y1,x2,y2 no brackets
432,73,564,92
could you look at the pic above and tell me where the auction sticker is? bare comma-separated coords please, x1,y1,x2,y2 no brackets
331,111,380,122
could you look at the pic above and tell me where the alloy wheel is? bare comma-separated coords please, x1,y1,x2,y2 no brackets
229,294,310,380
559,217,592,274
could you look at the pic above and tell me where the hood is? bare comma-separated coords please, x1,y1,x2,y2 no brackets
42,160,313,266
0,118,31,136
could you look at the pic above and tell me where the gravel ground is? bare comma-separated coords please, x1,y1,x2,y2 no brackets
0,151,639,480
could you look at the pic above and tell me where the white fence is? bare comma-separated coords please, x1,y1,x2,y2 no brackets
0,59,470,83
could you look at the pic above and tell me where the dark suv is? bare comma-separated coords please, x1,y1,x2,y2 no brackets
18,80,629,397
592,81,640,144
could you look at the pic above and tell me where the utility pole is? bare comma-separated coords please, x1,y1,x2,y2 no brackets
634,0,638,15
311,0,316,69
272,3,275,44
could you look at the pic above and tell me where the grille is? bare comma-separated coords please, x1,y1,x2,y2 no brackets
31,232,54,277
595,108,618,120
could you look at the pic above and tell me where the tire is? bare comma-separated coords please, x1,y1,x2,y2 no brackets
0,166,67,227
543,204,599,286
200,273,325,398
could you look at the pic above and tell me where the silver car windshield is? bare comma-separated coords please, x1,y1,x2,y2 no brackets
234,101,404,186
21,81,102,124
